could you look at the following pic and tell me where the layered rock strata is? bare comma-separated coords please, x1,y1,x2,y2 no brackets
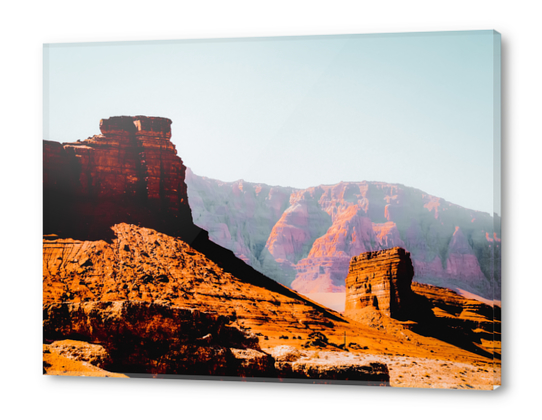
44,116,198,241
411,282,501,358
186,175,501,300
345,248,415,319
44,117,327,311
43,116,499,387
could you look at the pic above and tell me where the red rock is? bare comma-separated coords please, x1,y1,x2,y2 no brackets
43,223,397,382
345,247,415,319
291,206,379,293
44,116,197,241
372,222,405,249
42,116,499,387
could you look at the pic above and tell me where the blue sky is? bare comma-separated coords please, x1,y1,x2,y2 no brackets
44,30,500,215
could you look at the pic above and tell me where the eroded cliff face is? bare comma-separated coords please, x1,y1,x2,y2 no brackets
186,176,501,300
44,116,199,242
185,169,296,281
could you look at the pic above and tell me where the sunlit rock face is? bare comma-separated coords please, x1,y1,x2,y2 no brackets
186,175,501,301
345,247,416,319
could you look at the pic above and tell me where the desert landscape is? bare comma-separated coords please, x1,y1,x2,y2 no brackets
43,116,500,389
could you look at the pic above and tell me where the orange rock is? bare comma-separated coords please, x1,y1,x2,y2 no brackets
345,247,415,319
344,247,501,361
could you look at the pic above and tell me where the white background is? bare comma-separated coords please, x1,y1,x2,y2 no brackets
1,1,540,419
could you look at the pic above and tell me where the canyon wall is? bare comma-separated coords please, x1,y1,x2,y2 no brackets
186,175,501,301
185,169,296,281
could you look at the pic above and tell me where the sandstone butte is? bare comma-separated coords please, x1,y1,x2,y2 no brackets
344,247,500,388
43,116,500,389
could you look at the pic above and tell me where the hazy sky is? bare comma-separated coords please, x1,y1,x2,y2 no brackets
44,31,500,215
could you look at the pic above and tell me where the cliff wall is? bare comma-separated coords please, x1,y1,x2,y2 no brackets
44,116,198,241
186,175,501,301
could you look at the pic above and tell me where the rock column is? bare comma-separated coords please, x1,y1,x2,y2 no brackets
345,247,415,319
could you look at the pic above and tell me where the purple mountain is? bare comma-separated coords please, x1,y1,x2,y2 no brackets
186,170,500,303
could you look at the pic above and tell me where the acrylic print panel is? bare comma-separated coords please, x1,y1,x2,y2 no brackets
43,30,501,389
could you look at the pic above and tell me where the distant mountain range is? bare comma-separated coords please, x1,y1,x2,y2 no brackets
186,170,501,301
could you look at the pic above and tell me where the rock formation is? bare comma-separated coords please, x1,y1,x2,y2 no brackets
44,116,198,242
43,223,393,382
43,223,344,336
44,117,322,307
345,248,415,320
46,340,113,370
343,247,501,359
43,116,499,388
186,175,501,301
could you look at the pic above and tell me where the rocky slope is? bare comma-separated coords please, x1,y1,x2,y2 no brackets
43,223,499,387
186,174,501,301
43,223,398,381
